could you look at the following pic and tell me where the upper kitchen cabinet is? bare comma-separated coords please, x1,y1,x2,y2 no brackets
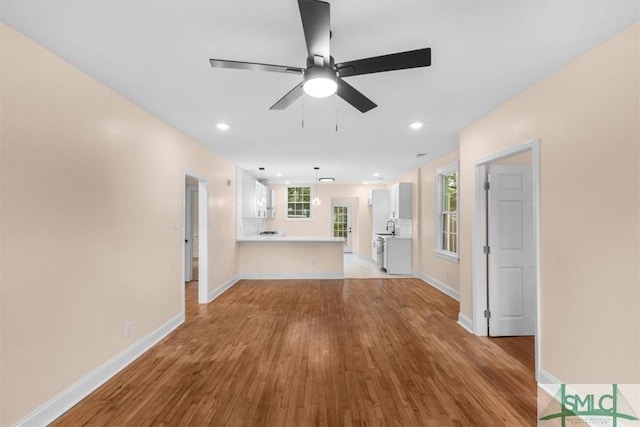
389,182,412,219
266,189,276,218
369,189,390,232
243,175,268,218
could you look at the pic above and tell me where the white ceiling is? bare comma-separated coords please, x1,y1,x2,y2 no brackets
1,1,638,183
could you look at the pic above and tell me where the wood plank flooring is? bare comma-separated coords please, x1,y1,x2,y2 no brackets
53,278,537,426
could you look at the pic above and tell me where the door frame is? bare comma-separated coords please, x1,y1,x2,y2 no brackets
184,184,197,282
330,198,357,254
183,172,209,307
471,139,540,380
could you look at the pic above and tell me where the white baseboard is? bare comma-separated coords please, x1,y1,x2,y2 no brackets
418,272,460,301
537,368,562,395
208,274,241,302
239,272,344,280
14,313,184,427
457,313,473,333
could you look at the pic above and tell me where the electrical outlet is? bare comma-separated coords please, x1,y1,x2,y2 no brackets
124,321,132,339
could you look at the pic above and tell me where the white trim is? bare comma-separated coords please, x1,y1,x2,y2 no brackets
331,200,354,253
284,184,314,221
470,139,541,381
418,272,460,301
13,313,184,427
457,313,474,333
537,368,561,394
197,179,209,304
471,162,488,336
183,171,210,306
208,275,241,302
435,160,459,258
434,249,460,263
239,273,345,280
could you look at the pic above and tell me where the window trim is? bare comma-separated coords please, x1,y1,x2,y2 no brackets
284,184,314,221
435,161,459,263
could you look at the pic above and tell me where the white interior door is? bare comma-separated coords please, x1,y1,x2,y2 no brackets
488,165,535,336
332,203,353,253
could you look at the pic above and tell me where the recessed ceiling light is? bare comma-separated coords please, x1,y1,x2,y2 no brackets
216,123,230,131
285,181,290,185
276,173,282,177
409,122,423,130
318,177,335,182
363,181,368,184
373,172,380,177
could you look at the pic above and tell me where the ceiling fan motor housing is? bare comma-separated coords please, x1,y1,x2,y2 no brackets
303,61,338,98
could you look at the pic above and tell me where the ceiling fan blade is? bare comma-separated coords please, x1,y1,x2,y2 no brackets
336,78,377,113
269,82,305,110
210,58,304,75
298,0,331,65
335,48,431,78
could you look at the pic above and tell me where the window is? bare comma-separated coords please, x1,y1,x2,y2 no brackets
435,162,459,261
286,186,312,219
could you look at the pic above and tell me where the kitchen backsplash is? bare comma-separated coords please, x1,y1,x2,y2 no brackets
394,219,412,238
236,168,267,238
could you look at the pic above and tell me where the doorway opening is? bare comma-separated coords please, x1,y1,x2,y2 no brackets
183,173,209,313
472,140,540,380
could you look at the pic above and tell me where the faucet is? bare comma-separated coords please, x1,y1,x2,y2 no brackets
385,220,396,235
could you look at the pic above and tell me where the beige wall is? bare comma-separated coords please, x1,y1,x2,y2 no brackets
417,151,460,291
459,24,639,383
0,23,239,425
268,183,385,257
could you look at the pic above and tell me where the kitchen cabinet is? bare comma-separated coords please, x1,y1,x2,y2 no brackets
266,189,276,218
382,237,412,275
255,182,268,218
369,189,390,261
389,182,412,219
242,176,268,218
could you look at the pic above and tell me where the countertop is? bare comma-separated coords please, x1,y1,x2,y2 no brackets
237,235,345,243
374,233,412,240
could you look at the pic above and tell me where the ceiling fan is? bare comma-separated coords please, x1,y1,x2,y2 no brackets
209,0,431,113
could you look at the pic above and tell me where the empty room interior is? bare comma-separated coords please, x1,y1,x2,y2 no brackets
1,2,639,426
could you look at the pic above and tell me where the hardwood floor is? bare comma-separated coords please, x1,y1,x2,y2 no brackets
53,278,537,426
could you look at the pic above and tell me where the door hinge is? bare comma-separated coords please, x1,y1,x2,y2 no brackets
483,182,490,191
484,309,491,319
483,245,490,254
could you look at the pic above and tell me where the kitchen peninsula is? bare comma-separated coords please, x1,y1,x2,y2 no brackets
236,168,345,279
237,234,345,279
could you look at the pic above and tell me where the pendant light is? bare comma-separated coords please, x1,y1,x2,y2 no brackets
312,167,321,206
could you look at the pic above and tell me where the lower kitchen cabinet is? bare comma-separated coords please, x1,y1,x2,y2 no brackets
384,238,412,275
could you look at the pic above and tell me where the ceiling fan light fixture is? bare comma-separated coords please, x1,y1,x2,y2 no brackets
303,66,337,98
